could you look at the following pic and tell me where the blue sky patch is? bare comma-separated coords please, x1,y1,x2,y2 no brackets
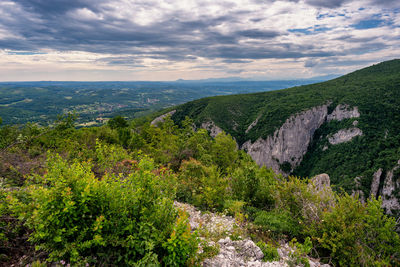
352,19,385,29
7,51,46,55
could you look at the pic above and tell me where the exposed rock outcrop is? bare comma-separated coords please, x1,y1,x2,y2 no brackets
311,173,331,191
174,201,236,235
201,121,224,138
304,174,335,221
174,202,330,267
245,115,261,134
150,110,176,125
327,104,360,121
203,237,266,267
241,105,329,174
381,160,400,215
370,168,383,197
328,127,362,145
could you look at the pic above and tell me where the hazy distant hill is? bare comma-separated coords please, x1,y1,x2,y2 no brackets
0,79,326,126
171,59,400,215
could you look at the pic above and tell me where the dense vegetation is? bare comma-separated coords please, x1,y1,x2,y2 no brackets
171,59,400,197
0,79,318,126
1,114,399,266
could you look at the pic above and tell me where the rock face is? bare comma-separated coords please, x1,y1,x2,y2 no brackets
381,160,400,215
201,121,224,138
174,201,236,235
203,237,267,267
174,202,330,267
327,104,360,121
370,168,383,197
245,115,261,134
328,127,363,145
311,173,331,191
150,110,176,125
352,176,366,203
242,105,329,174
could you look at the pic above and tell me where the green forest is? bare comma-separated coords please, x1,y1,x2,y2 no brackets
1,114,399,266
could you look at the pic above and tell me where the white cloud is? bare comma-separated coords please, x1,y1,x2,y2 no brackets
0,0,398,80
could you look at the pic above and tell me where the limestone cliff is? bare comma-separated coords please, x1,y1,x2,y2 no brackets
151,110,176,125
241,105,329,174
245,115,261,134
201,121,224,138
381,160,400,215
240,103,362,174
328,127,363,145
327,104,360,121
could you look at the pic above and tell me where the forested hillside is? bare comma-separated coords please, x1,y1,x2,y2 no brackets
1,115,399,266
171,59,400,210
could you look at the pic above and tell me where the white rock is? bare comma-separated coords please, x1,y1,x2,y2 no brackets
327,104,360,121
246,115,261,134
328,127,362,145
201,121,224,138
370,168,382,197
381,163,400,214
150,110,176,125
242,105,329,174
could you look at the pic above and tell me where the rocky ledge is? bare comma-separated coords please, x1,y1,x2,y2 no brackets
174,202,330,267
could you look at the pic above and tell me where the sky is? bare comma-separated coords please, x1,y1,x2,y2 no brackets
0,0,399,81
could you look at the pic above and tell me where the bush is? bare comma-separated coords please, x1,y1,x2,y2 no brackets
256,241,279,262
308,194,400,266
177,159,228,211
9,154,197,265
95,139,131,173
253,210,301,237
107,116,128,129
162,210,199,266
287,237,312,267
274,176,334,235
230,162,277,209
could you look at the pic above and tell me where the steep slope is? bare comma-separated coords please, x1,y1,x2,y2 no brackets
171,59,400,215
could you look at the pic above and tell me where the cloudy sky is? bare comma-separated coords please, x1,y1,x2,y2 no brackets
0,0,399,81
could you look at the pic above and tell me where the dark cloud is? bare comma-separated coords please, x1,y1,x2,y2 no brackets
305,0,348,8
17,0,104,15
235,29,281,39
369,0,400,7
286,0,349,8
0,0,395,66
304,59,318,67
285,0,400,8
334,35,377,43
222,59,253,63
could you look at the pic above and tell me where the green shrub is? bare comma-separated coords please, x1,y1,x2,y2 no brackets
162,210,199,266
108,116,128,129
230,162,277,209
253,210,301,237
287,237,312,267
308,194,400,266
223,200,246,217
274,176,334,236
209,132,239,173
177,159,228,211
256,241,280,262
0,188,32,264
9,154,197,265
95,139,130,172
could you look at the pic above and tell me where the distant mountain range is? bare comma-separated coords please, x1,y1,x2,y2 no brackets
174,74,340,83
